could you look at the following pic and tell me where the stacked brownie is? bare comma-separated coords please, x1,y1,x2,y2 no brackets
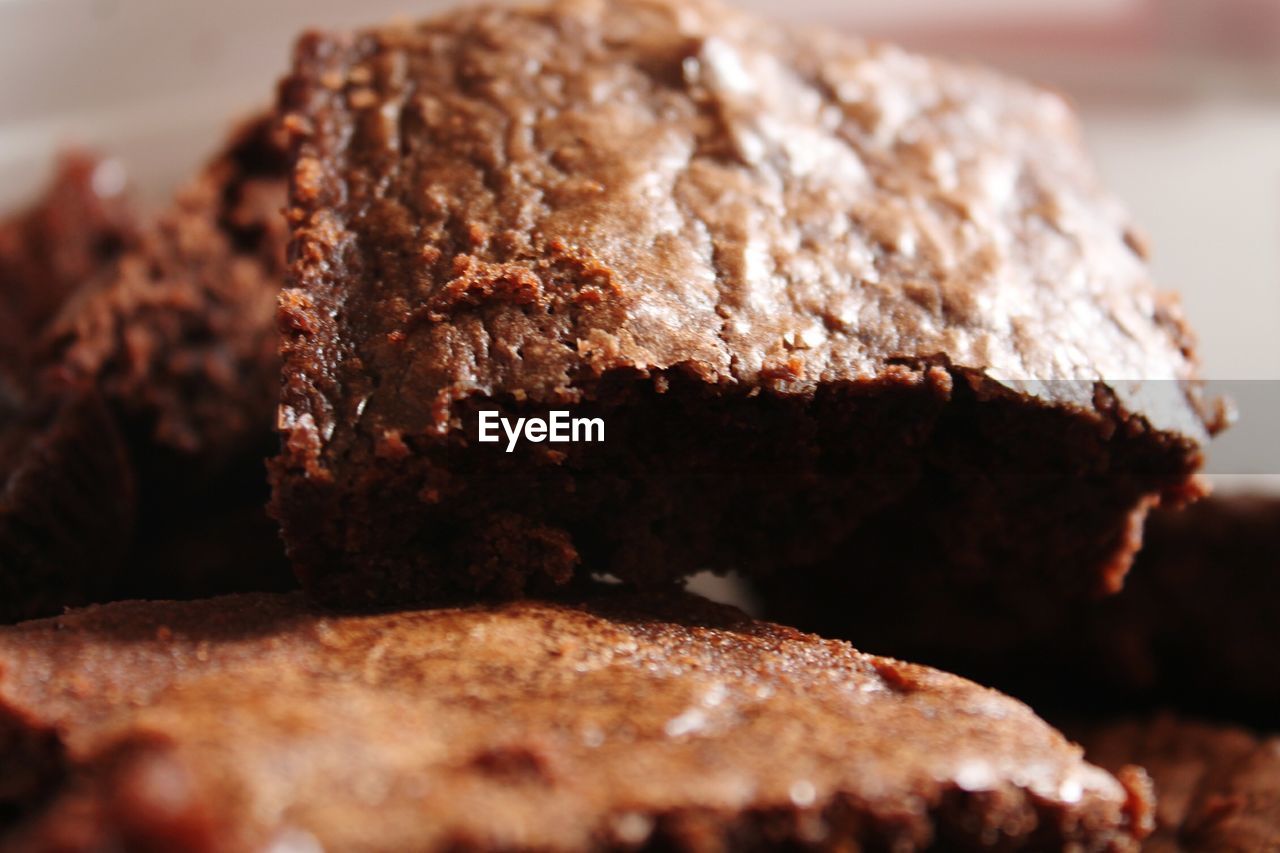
0,588,1157,850
770,494,1280,721
0,0,1273,849
270,1,1216,607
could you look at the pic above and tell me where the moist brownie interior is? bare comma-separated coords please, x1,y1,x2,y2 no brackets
271,0,1219,605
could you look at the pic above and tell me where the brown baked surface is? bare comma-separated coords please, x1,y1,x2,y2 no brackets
0,589,1152,851
1072,714,1280,852
271,0,1216,605
766,494,1280,723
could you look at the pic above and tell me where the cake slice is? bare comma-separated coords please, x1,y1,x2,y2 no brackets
0,588,1152,851
1072,714,1280,852
272,0,1220,605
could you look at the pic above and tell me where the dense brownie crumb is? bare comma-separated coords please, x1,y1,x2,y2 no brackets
0,151,137,357
766,494,1280,724
271,0,1218,606
1071,714,1280,852
0,376,135,623
0,588,1151,851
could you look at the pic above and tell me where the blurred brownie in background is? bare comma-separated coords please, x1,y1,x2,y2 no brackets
37,115,286,478
0,374,134,623
37,114,295,605
766,495,1280,724
0,115,295,619
1071,714,1280,852
0,152,137,369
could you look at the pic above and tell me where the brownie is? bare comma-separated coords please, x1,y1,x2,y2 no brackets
37,115,287,476
0,588,1152,851
0,375,134,623
0,151,137,368
0,116,294,616
1071,714,1280,852
271,0,1219,605
766,494,1280,723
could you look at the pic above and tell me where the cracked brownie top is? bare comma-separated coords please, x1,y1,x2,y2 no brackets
277,0,1215,462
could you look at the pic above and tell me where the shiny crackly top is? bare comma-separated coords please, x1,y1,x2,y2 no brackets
278,0,1210,453
0,591,1142,850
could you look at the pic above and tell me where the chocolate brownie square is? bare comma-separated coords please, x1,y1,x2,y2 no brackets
0,588,1152,850
271,0,1219,604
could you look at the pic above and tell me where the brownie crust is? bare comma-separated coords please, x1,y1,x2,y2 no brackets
0,589,1152,851
272,0,1217,604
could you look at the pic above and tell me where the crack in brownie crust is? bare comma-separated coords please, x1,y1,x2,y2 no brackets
0,589,1152,851
271,0,1219,605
